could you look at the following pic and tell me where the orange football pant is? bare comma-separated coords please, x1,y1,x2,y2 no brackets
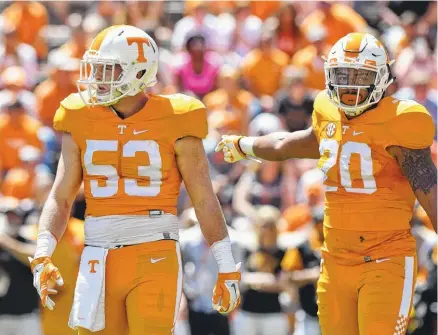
78,240,182,335
317,254,417,335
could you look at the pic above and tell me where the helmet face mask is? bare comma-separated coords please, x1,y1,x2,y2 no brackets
324,33,394,117
77,25,159,107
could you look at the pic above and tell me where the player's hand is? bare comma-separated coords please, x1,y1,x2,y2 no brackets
215,135,248,163
29,256,64,310
212,264,241,314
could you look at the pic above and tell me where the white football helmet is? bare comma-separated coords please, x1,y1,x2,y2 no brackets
324,33,395,117
77,25,158,106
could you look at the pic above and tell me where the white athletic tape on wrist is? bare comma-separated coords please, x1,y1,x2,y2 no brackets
211,236,237,273
34,231,57,258
238,136,257,157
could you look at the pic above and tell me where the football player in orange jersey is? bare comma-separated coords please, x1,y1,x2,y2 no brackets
216,32,437,335
28,25,241,335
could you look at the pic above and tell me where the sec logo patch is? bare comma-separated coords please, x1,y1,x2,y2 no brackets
325,122,337,138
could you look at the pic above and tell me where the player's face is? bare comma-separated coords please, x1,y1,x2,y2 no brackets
330,68,376,106
93,63,123,94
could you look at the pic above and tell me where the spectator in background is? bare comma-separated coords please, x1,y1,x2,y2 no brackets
250,1,281,21
236,205,289,335
0,197,41,335
273,3,307,58
281,206,323,335
300,1,368,47
204,65,253,135
241,31,289,97
273,66,314,133
231,2,262,57
0,66,36,117
394,70,437,130
233,114,295,220
171,3,218,52
1,1,48,60
291,26,330,92
1,145,52,203
0,98,43,171
180,210,242,335
35,51,79,128
395,11,419,56
59,13,89,60
174,34,220,99
0,24,38,88
394,31,436,87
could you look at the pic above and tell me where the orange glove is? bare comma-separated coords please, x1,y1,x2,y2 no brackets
29,256,64,310
212,270,241,314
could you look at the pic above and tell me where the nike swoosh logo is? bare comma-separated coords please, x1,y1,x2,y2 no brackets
230,283,237,296
133,129,148,135
375,258,390,263
353,131,364,136
150,257,166,264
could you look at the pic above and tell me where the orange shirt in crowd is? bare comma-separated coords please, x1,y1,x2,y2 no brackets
59,40,89,60
185,0,236,15
301,4,367,47
41,217,84,335
241,49,289,97
291,44,329,91
203,88,253,134
0,115,43,170
1,1,48,59
35,78,77,127
276,30,308,58
250,1,281,20
1,168,35,199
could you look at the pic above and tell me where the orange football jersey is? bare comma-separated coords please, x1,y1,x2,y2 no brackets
312,91,435,263
53,93,208,217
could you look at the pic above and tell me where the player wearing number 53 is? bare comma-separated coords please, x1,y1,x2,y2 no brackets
29,25,241,335
216,32,437,335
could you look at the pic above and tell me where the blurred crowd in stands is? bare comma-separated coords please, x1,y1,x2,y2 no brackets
0,1,436,335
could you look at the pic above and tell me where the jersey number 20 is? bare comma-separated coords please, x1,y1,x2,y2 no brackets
319,138,377,194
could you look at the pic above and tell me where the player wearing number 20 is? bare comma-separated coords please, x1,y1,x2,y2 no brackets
216,33,437,335
29,25,241,334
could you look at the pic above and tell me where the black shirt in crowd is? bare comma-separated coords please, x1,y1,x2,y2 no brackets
0,236,39,315
273,92,314,133
241,247,286,314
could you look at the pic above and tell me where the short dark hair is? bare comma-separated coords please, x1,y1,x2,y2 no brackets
5,98,24,111
185,34,206,51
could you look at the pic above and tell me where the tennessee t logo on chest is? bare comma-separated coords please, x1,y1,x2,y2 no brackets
89,260,100,273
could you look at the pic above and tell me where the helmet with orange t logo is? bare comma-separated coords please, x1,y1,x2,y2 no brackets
77,25,158,106
324,32,395,117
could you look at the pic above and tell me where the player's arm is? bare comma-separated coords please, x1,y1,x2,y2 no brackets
38,133,83,239
215,127,320,163
30,133,83,310
389,146,437,232
175,136,241,313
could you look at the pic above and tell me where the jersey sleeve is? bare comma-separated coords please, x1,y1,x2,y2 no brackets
385,100,435,149
171,94,208,140
311,91,328,142
53,105,72,133
53,93,85,134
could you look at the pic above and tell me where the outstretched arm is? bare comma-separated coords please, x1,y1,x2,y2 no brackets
389,146,437,232
216,127,320,163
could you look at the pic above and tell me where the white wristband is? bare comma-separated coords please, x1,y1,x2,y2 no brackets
239,136,257,157
34,231,57,258
211,236,237,273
